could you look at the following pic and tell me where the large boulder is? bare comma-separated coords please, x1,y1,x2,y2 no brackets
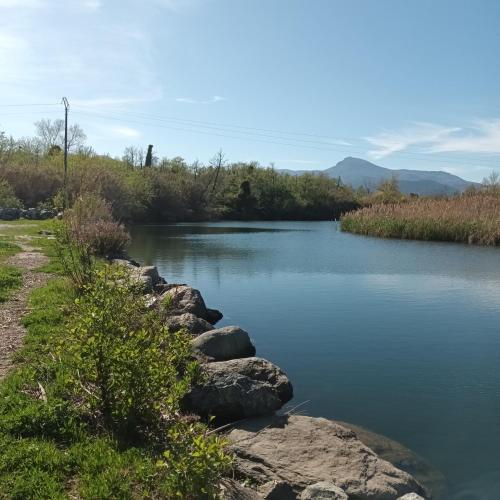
337,421,444,498
300,482,348,500
165,313,214,336
227,415,425,500
183,357,293,421
0,208,20,220
191,326,256,361
161,285,208,318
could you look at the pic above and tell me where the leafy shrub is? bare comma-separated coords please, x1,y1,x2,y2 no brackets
0,179,22,208
65,266,198,438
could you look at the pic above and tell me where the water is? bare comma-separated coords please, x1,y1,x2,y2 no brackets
129,221,500,499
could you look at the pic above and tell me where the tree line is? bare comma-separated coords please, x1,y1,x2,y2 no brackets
0,120,360,221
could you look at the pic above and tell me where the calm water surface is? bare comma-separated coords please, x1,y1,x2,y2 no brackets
129,221,500,499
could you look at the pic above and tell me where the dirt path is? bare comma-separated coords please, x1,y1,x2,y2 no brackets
0,243,49,379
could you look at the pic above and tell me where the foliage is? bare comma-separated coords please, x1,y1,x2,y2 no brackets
66,266,198,439
0,235,232,498
0,121,360,221
55,195,130,288
341,193,500,246
0,179,23,208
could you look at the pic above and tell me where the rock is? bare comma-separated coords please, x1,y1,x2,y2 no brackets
0,208,20,220
338,422,443,498
161,285,208,318
206,307,223,325
112,258,140,268
300,482,348,500
183,357,292,421
114,264,162,293
191,326,256,361
165,313,214,335
227,415,425,500
259,480,296,499
397,494,425,500
221,479,262,499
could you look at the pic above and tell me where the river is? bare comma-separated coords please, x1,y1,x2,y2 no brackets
129,221,500,499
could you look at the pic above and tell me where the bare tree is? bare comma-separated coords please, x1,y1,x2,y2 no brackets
34,119,86,153
208,149,227,195
122,146,145,168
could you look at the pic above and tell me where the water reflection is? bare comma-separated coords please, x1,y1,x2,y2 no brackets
129,221,500,500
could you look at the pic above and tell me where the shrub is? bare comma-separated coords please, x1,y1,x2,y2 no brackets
65,266,198,438
0,179,22,208
65,195,130,257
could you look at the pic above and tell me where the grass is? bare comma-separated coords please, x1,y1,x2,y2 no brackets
341,194,500,246
0,223,231,499
0,241,22,302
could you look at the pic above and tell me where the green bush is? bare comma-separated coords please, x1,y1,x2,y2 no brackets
0,179,22,208
65,266,198,438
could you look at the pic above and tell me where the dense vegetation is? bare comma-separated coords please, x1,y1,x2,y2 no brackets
0,123,359,222
341,191,500,246
0,215,232,499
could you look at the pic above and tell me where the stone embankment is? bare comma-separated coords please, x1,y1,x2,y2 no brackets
114,258,431,500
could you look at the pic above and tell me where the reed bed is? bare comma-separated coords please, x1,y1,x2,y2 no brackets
341,194,500,246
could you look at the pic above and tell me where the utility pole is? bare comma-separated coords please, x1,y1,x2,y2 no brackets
62,97,69,209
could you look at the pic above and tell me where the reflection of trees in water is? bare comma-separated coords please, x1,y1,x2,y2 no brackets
129,226,262,283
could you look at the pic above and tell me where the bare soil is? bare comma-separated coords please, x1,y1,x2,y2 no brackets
0,244,49,379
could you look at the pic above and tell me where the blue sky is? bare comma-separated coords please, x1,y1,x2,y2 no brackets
1,0,500,181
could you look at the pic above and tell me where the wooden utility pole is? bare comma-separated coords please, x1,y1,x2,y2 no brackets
62,97,69,208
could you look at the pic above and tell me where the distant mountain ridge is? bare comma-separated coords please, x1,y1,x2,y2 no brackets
280,157,478,196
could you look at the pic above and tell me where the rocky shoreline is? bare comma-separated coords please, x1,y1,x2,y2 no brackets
115,258,435,500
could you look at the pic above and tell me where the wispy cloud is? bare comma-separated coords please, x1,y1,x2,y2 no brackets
366,120,500,159
109,126,142,138
176,95,227,104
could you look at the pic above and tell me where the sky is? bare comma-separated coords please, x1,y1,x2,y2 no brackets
1,0,500,181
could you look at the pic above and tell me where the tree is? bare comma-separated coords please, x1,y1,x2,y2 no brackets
482,171,500,195
35,119,86,153
208,149,227,195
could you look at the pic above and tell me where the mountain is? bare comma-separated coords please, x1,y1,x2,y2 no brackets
281,157,478,196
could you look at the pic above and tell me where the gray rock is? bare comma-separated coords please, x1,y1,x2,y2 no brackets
165,313,214,335
228,415,425,500
161,285,208,318
337,421,441,498
183,357,292,420
0,208,20,220
191,326,256,361
397,494,425,500
300,482,348,500
206,307,223,325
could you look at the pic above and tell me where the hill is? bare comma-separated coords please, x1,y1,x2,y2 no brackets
281,157,477,195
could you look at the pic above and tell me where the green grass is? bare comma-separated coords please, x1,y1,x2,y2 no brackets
0,225,231,499
0,241,23,301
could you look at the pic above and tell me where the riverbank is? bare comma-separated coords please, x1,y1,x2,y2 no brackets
340,194,500,246
0,220,435,499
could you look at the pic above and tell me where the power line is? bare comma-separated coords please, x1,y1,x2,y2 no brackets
71,104,500,168
0,103,60,107
71,108,500,169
